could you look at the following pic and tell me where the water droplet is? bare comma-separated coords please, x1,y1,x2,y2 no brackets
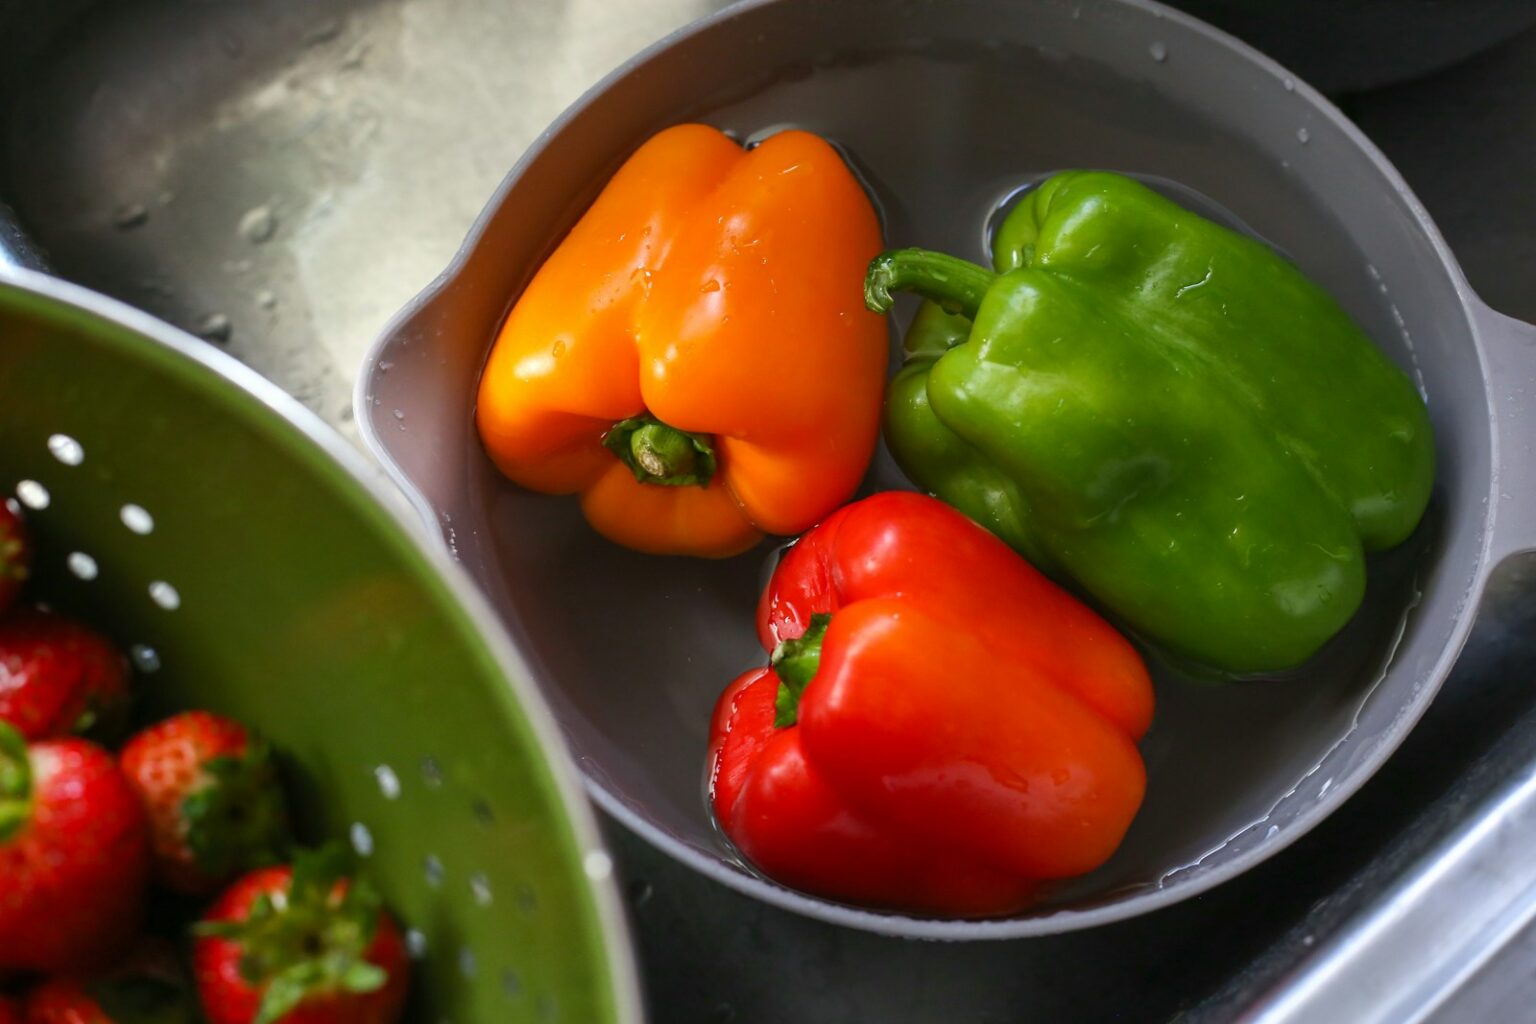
458,946,477,978
701,279,722,293
1283,77,1295,92
1265,824,1279,840
238,205,278,244
120,504,154,534
1296,127,1311,144
628,879,654,907
148,581,180,610
470,873,493,906
197,313,232,344
374,764,401,799
350,822,374,856
113,204,149,230
551,340,566,358
424,854,445,888
256,289,277,309
16,480,49,509
1148,41,1168,62
392,409,405,421
67,552,98,580
48,434,84,466
130,645,160,672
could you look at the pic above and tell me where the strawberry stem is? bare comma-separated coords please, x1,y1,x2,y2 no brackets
196,844,388,1024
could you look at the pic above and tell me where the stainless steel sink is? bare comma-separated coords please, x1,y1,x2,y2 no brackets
4,2,1536,1020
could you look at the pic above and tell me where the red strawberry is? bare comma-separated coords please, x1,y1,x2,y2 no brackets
0,611,131,742
0,500,28,617
194,848,409,1024
120,712,290,894
23,946,196,1024
0,722,149,972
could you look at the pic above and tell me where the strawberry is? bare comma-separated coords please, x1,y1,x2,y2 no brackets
0,500,28,618
119,712,290,894
194,847,409,1024
0,722,149,973
23,941,196,1024
0,610,131,743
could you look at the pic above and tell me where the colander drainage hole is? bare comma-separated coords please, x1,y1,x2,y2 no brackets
405,929,427,959
457,946,476,979
420,755,443,788
15,481,49,510
67,552,98,580
148,581,180,610
374,764,401,800
46,434,84,466
583,850,613,881
500,970,522,999
120,504,154,534
423,854,444,888
470,872,492,907
349,822,374,857
130,645,161,673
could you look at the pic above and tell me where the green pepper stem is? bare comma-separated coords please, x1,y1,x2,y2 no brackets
771,613,831,728
0,721,32,843
865,248,996,320
602,414,718,488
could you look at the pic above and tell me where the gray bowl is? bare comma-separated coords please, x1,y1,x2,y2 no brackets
357,0,1536,938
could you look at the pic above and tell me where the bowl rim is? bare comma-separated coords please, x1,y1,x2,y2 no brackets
0,261,648,1017
355,0,1493,939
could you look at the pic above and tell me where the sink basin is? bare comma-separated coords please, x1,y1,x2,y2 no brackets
4,1,1535,1019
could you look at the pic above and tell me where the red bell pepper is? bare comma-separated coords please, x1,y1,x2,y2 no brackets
707,492,1155,915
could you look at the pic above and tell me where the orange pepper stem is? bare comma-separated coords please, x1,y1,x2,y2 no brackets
770,613,831,727
602,414,718,488
864,248,995,320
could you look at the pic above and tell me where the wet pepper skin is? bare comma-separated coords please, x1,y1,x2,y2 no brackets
476,124,888,557
708,492,1153,915
872,171,1435,674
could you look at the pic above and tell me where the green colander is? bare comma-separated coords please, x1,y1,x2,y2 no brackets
0,265,644,1024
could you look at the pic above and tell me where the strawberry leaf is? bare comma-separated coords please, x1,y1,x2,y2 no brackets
0,721,31,842
181,740,291,880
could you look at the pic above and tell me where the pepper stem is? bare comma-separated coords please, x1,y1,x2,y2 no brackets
0,721,32,843
771,613,831,728
864,248,996,320
602,414,718,488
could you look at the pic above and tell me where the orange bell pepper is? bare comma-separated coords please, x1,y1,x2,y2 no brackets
475,124,888,557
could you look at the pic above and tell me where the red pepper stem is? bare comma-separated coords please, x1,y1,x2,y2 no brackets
0,721,32,843
864,248,995,320
771,613,831,728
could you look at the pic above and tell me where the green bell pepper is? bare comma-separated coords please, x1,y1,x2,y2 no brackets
867,170,1434,675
